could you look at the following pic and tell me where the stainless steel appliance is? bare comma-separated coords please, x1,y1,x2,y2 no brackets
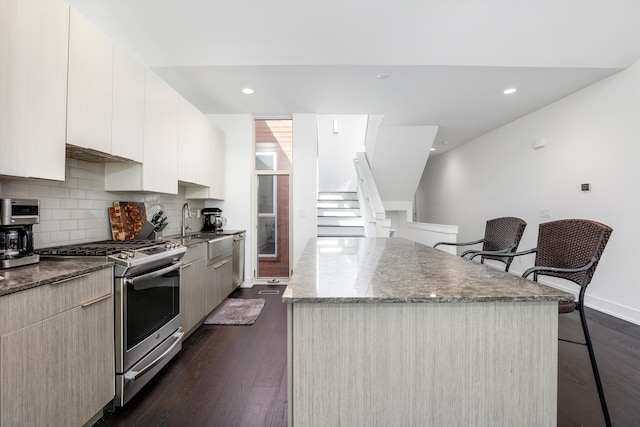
207,235,233,266
202,207,226,233
232,232,246,287
0,198,39,268
36,239,186,407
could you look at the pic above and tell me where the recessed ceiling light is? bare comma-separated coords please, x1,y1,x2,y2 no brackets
242,88,254,95
503,88,517,95
376,73,390,79
430,148,436,151
441,140,449,145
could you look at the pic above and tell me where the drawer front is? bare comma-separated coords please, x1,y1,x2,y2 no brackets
207,236,233,265
182,242,206,264
0,267,113,335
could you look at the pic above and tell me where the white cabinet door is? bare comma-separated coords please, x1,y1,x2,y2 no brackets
0,0,68,180
209,124,227,200
104,69,178,194
67,8,114,154
142,69,179,194
112,45,145,162
105,70,179,193
185,123,226,200
178,97,209,186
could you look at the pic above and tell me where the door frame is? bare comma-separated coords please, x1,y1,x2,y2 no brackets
252,169,292,284
252,116,294,284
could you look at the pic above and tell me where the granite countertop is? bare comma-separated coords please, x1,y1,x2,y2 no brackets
282,237,575,304
0,260,113,297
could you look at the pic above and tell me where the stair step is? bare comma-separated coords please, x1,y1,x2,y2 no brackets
318,192,358,201
317,217,364,227
317,225,365,237
317,200,360,209
317,208,361,217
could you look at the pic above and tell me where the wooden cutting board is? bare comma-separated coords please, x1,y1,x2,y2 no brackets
111,201,147,240
109,207,125,240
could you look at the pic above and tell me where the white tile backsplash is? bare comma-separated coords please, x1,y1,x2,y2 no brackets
1,159,205,248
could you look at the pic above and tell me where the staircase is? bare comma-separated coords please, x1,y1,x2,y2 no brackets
317,192,365,237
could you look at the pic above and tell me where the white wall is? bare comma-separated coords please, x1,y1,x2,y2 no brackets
317,115,367,192
417,59,640,325
292,114,319,268
372,125,438,203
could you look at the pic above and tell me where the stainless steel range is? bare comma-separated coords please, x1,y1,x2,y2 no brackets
37,239,186,407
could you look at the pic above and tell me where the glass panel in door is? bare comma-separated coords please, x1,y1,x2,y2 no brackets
257,173,290,279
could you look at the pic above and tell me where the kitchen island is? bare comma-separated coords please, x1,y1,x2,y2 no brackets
283,237,574,427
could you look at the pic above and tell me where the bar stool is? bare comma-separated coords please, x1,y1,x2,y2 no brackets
498,219,613,427
434,216,527,272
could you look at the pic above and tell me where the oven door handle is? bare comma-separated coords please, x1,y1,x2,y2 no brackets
124,262,181,286
123,328,184,381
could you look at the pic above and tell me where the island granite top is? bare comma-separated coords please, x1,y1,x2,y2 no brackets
282,237,574,304
0,260,113,297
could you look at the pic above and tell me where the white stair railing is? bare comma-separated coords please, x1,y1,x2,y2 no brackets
354,152,391,237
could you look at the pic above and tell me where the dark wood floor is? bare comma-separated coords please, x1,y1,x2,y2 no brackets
95,285,288,427
95,287,640,427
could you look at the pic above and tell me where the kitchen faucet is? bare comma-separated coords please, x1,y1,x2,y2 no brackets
182,203,192,237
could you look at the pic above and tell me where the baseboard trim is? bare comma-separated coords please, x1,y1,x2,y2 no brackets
534,277,640,327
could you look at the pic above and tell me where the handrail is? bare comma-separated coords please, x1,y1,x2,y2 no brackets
354,152,385,220
354,152,390,237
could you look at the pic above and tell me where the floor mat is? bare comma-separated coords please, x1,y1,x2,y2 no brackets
204,298,265,325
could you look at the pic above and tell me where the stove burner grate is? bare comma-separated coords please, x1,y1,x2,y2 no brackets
36,240,162,257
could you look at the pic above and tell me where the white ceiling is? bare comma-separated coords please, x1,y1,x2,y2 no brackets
66,0,640,154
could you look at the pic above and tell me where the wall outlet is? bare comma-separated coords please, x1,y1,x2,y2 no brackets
539,209,551,218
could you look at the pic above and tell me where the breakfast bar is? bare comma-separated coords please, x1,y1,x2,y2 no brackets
283,237,574,427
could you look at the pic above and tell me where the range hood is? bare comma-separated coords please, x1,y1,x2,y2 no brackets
65,144,134,163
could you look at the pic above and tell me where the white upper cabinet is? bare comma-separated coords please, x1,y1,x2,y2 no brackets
143,70,179,194
105,69,179,194
67,8,114,154
208,125,226,200
186,123,226,200
0,0,68,180
178,97,209,186
111,46,145,163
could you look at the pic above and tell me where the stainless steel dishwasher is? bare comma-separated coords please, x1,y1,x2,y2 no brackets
232,231,246,288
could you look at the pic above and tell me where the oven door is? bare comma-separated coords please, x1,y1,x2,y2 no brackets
115,260,182,374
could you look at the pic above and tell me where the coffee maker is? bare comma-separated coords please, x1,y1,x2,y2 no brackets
0,198,40,269
202,208,226,233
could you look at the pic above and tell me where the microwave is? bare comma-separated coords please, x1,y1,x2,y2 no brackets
0,198,40,225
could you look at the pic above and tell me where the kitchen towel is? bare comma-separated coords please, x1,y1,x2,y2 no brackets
204,298,265,325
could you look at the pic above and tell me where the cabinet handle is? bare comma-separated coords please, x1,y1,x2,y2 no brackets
81,292,112,307
51,273,89,286
212,258,231,269
182,261,194,269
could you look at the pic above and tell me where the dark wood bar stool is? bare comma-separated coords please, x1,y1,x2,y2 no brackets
434,216,526,272
499,219,613,426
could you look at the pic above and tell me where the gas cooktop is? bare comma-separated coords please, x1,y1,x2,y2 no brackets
36,239,187,271
35,239,163,257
